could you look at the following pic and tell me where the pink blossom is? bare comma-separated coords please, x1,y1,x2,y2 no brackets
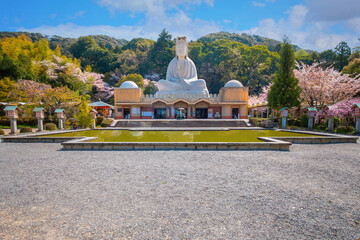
295,62,360,108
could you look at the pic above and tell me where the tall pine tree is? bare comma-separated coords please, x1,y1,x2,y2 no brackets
268,38,300,110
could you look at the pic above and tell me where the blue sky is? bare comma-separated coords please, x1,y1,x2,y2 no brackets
1,0,360,51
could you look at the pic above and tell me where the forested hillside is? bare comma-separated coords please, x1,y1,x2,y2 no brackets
0,29,357,102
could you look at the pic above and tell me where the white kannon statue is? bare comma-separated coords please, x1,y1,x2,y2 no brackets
156,36,209,97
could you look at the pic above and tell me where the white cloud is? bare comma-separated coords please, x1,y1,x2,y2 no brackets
287,5,308,29
305,0,360,22
243,4,359,51
346,17,360,34
68,10,86,20
18,0,220,41
97,0,214,15
252,1,265,7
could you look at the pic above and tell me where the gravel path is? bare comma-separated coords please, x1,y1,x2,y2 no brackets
0,142,359,239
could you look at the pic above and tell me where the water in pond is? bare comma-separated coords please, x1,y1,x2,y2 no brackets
43,130,319,142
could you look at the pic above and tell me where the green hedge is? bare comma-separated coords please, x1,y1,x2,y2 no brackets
100,118,113,127
45,123,57,131
336,126,355,134
96,116,104,125
20,127,32,133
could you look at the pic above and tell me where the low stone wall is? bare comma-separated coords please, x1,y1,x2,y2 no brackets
2,137,82,143
61,138,292,151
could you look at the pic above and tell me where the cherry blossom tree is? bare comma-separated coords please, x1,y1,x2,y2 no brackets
248,84,271,106
91,72,114,101
294,62,360,108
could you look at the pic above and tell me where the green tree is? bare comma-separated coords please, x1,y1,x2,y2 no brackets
149,29,174,78
342,58,360,77
268,38,300,109
0,77,15,101
334,41,351,71
144,81,158,95
318,49,336,68
115,73,144,90
69,36,97,59
75,98,93,128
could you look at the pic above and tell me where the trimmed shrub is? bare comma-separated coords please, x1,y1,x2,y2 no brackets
315,124,327,131
20,127,32,133
299,114,308,128
336,126,355,134
288,118,301,127
100,118,113,127
45,123,57,131
0,116,10,126
0,129,5,135
96,116,104,125
20,117,38,126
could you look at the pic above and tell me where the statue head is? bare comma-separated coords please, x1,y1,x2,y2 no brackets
176,36,188,58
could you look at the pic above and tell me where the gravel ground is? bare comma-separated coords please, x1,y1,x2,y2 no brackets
0,142,359,239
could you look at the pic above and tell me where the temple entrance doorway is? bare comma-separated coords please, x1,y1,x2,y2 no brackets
154,108,167,119
174,101,188,119
195,101,209,119
123,108,130,119
153,101,167,119
196,108,208,119
232,108,239,119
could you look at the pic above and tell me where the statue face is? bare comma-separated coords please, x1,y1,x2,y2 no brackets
176,39,187,58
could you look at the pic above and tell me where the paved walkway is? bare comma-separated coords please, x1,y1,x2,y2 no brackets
0,142,359,239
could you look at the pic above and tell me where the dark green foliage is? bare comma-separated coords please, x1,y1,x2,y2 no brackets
315,124,327,131
45,123,57,130
100,118,113,127
268,38,300,109
20,126,32,133
96,116,104,125
318,49,336,68
334,41,351,71
148,29,174,79
336,125,355,134
299,114,308,128
288,118,301,127
144,81,158,95
0,129,4,135
69,36,97,59
0,116,10,126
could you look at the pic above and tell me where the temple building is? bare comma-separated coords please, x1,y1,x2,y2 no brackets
114,80,248,120
113,36,248,120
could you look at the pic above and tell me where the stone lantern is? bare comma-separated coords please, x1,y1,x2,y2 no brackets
33,107,46,132
306,107,317,130
54,109,65,130
279,107,289,129
352,103,360,134
4,105,21,134
323,105,335,132
90,109,98,129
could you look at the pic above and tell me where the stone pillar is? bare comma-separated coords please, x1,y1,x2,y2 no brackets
172,107,175,119
251,109,254,118
187,105,191,119
91,119,96,129
281,117,287,129
328,116,334,132
267,108,269,119
356,116,360,134
38,118,44,132
58,118,64,130
10,119,17,134
308,117,314,130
